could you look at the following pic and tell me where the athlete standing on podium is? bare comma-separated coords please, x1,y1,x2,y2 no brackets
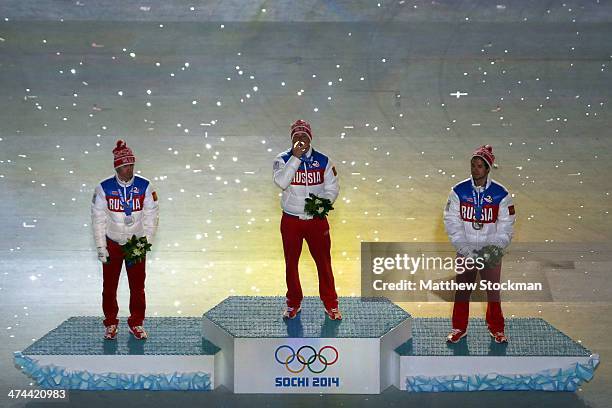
443,145,516,344
91,140,159,340
273,120,342,320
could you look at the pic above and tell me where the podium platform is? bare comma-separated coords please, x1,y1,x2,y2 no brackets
201,296,412,393
14,317,219,390
14,297,599,393
397,317,599,392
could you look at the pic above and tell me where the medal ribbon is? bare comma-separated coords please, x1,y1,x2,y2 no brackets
471,184,487,223
301,151,314,164
116,180,134,217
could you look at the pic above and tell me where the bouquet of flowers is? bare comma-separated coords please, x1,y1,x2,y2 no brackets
475,245,504,269
304,193,334,219
121,235,152,265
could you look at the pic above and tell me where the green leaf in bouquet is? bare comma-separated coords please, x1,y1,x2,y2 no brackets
304,193,334,219
476,245,504,269
121,235,152,265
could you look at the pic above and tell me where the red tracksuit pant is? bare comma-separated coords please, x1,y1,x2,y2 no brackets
102,237,146,327
281,213,338,310
452,261,504,333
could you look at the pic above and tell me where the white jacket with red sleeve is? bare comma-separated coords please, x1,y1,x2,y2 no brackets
443,177,515,256
91,174,159,248
273,147,339,220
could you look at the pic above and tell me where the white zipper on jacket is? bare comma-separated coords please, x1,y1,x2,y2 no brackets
122,184,129,214
474,176,489,248
476,186,480,248
117,177,133,215
304,161,309,190
304,159,309,217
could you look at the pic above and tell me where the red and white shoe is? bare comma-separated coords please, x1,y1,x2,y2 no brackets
282,306,301,319
325,308,343,320
129,325,148,340
446,328,467,343
104,324,118,340
490,331,508,343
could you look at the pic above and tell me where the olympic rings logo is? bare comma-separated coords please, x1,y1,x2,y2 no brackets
274,345,339,374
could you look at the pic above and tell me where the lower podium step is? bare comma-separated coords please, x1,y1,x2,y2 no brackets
14,317,219,390
396,317,599,392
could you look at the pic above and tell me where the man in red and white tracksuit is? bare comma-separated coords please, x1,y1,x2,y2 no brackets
91,140,159,340
443,145,516,344
273,120,342,320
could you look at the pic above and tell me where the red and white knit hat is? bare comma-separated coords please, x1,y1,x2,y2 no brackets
472,145,495,168
290,119,313,141
113,139,136,169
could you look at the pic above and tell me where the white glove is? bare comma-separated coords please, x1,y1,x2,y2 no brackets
489,240,504,250
458,245,477,259
97,247,109,263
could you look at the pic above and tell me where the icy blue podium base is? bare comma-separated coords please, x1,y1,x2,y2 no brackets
396,318,599,392
13,317,218,391
13,352,213,391
403,358,600,392
14,298,599,393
